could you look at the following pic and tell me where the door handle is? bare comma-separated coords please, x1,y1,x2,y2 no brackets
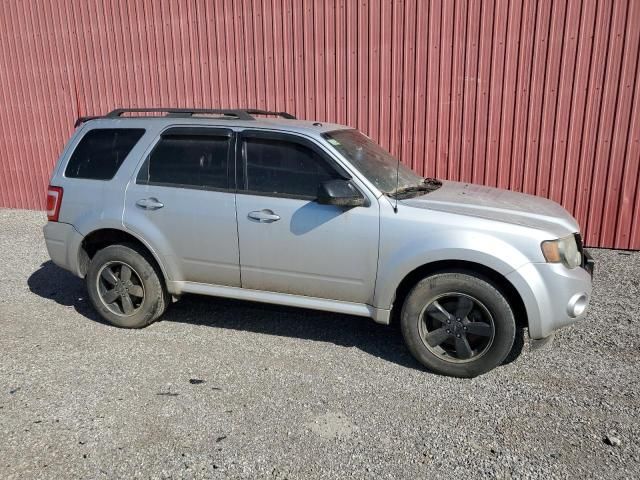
248,209,281,223
136,197,164,210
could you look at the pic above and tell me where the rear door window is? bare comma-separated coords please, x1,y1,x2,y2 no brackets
65,128,145,180
137,130,231,190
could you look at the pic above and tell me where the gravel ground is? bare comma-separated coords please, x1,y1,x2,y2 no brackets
0,208,639,479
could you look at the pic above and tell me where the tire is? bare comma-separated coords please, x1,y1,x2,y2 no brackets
86,243,169,328
400,272,516,378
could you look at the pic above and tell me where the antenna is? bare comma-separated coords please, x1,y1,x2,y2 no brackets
393,151,400,214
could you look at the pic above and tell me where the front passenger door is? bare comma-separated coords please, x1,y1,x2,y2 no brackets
235,131,380,304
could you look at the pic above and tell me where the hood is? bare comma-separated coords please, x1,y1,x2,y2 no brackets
401,180,580,236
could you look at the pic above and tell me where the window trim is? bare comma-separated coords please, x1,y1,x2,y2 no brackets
135,127,235,192
63,127,146,181
235,130,352,201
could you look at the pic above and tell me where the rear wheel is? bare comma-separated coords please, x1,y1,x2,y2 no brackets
400,272,516,377
86,244,168,328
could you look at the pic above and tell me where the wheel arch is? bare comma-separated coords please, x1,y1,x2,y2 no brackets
390,260,528,330
78,228,169,282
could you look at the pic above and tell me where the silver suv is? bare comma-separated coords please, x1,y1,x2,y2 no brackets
44,108,594,377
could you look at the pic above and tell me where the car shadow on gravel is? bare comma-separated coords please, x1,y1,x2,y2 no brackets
27,261,423,370
167,294,428,370
27,261,108,324
28,261,523,372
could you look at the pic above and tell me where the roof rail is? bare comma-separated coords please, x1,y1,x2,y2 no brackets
241,109,296,120
74,108,296,127
106,108,296,120
74,115,104,127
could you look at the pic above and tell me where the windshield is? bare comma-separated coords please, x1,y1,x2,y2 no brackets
322,129,425,193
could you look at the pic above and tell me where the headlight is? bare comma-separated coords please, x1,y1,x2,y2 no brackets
541,235,582,269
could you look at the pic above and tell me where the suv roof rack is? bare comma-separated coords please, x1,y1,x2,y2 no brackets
75,108,296,127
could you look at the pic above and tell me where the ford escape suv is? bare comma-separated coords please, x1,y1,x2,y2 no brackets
44,108,594,377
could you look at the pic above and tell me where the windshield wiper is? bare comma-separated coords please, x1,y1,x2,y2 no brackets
389,178,442,199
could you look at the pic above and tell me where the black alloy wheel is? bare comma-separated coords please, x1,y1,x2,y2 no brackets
418,293,495,363
97,261,145,316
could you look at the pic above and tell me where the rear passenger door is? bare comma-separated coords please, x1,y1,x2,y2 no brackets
123,127,241,286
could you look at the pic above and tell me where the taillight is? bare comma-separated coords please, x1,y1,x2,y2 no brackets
46,186,63,222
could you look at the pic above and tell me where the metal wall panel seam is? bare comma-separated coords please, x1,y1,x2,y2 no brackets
523,0,551,195
460,0,481,183
562,0,596,213
535,0,567,198
22,1,51,202
448,0,467,182
600,0,640,247
549,0,581,206
0,14,19,208
508,0,536,192
357,0,369,133
3,1,35,208
400,0,417,169
586,0,628,245
574,0,613,241
485,0,509,188
425,0,441,178
411,0,428,176
614,39,640,248
497,0,522,190
472,0,494,185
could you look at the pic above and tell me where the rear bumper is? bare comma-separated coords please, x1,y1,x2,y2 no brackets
506,261,593,339
43,221,84,277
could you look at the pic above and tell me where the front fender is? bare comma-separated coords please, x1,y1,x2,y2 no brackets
373,231,532,310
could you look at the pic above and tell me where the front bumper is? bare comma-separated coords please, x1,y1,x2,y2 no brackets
506,260,593,339
583,249,595,277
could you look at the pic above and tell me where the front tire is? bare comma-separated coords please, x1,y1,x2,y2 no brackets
86,244,168,328
401,272,516,378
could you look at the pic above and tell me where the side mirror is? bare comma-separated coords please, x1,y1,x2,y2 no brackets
317,179,365,207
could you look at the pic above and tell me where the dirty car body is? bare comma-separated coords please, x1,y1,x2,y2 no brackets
43,108,593,377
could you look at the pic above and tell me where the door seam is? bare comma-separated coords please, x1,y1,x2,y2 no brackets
232,132,243,287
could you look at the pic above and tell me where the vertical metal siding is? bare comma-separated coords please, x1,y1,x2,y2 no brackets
0,0,639,249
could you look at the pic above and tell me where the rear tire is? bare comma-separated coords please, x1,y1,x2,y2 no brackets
86,244,168,328
400,272,516,378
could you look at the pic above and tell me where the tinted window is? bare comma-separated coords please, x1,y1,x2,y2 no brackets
65,129,145,180
242,138,338,197
137,134,230,190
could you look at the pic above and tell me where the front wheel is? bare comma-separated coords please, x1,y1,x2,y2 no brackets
400,272,516,378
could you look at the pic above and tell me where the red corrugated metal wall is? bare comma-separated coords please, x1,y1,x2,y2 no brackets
0,0,639,249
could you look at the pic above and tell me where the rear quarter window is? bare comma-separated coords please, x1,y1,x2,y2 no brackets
65,128,145,180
